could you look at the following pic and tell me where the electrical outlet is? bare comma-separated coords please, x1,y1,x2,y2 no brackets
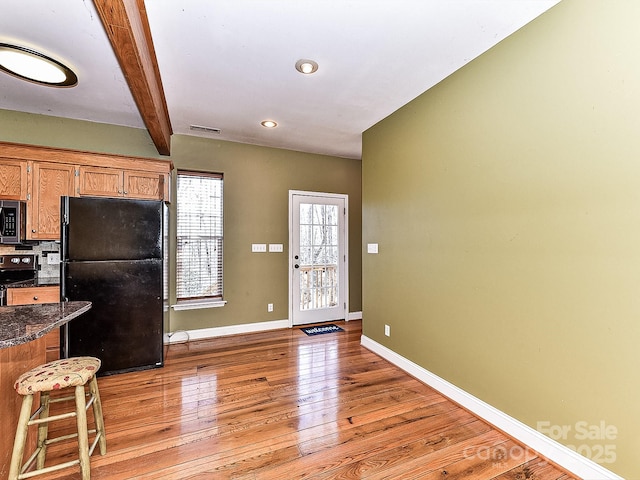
47,253,60,265
267,303,274,312
384,324,390,337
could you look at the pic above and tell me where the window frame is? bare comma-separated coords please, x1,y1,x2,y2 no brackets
173,170,226,311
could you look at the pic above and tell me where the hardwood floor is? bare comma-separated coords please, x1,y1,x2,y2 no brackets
28,320,576,479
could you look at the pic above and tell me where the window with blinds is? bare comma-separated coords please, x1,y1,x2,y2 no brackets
176,171,223,301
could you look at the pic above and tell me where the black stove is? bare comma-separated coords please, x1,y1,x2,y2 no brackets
0,254,37,306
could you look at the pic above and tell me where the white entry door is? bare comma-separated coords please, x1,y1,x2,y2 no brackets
290,191,348,326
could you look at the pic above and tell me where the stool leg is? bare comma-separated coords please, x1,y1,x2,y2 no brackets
74,385,91,480
36,391,51,469
8,394,34,480
89,376,107,455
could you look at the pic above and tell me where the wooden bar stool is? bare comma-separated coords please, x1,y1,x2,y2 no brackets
8,357,107,480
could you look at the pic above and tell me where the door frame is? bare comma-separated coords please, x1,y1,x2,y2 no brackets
288,190,349,327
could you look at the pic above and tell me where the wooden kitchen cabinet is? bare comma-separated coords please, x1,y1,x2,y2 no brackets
0,335,47,478
1,141,173,240
28,162,77,240
125,169,166,199
79,165,166,200
6,286,61,363
78,165,120,197
6,285,60,305
0,158,28,200
43,328,61,363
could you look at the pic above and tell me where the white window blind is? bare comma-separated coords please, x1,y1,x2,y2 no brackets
176,171,223,301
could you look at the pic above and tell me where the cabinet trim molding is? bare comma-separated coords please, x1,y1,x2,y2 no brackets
0,141,173,174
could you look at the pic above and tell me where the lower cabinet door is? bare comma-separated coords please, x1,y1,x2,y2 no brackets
6,286,61,362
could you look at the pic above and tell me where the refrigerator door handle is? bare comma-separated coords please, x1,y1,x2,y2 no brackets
60,196,69,262
61,323,69,359
60,262,67,303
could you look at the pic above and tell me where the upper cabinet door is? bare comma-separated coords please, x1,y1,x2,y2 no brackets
79,166,123,197
0,159,28,200
124,170,164,200
29,162,77,240
78,166,165,200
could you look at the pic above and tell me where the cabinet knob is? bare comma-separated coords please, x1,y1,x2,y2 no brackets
32,229,36,233
33,296,38,301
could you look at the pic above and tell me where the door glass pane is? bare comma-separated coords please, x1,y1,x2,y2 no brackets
326,246,338,264
299,247,312,265
300,203,313,224
299,203,339,311
312,226,324,247
300,225,312,247
312,204,325,224
327,226,338,246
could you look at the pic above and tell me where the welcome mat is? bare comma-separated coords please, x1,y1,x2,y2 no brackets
300,324,344,336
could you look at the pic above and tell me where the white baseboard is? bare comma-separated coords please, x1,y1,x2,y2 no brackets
360,335,623,480
166,314,362,344
166,319,289,344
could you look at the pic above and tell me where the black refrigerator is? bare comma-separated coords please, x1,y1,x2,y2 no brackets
60,196,167,376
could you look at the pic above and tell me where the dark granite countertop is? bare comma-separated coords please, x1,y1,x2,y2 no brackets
0,301,91,349
3,277,60,288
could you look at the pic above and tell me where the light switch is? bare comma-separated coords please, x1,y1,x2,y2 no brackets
269,244,284,253
367,243,379,254
251,244,267,252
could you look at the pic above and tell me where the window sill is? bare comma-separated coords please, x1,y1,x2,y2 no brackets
172,299,227,311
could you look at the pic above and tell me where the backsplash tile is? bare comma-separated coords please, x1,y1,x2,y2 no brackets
0,242,60,279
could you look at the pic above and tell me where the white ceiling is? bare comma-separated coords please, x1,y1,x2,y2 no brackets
0,0,560,159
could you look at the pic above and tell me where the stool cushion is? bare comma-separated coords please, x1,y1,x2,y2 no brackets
15,357,101,395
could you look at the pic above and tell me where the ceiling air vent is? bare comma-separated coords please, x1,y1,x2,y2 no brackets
189,124,221,134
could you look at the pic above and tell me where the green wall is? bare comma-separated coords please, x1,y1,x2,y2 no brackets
0,110,362,332
167,135,362,331
362,1,639,477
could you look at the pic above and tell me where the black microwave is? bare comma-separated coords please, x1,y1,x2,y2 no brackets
0,200,26,244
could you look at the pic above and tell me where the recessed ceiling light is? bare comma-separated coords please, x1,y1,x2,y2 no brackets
0,43,77,87
261,120,277,128
295,59,318,75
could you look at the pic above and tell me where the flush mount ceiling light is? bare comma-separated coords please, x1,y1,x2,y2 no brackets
295,59,318,75
0,43,77,87
261,120,278,128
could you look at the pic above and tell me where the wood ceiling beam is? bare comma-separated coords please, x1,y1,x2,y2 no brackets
93,0,172,156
